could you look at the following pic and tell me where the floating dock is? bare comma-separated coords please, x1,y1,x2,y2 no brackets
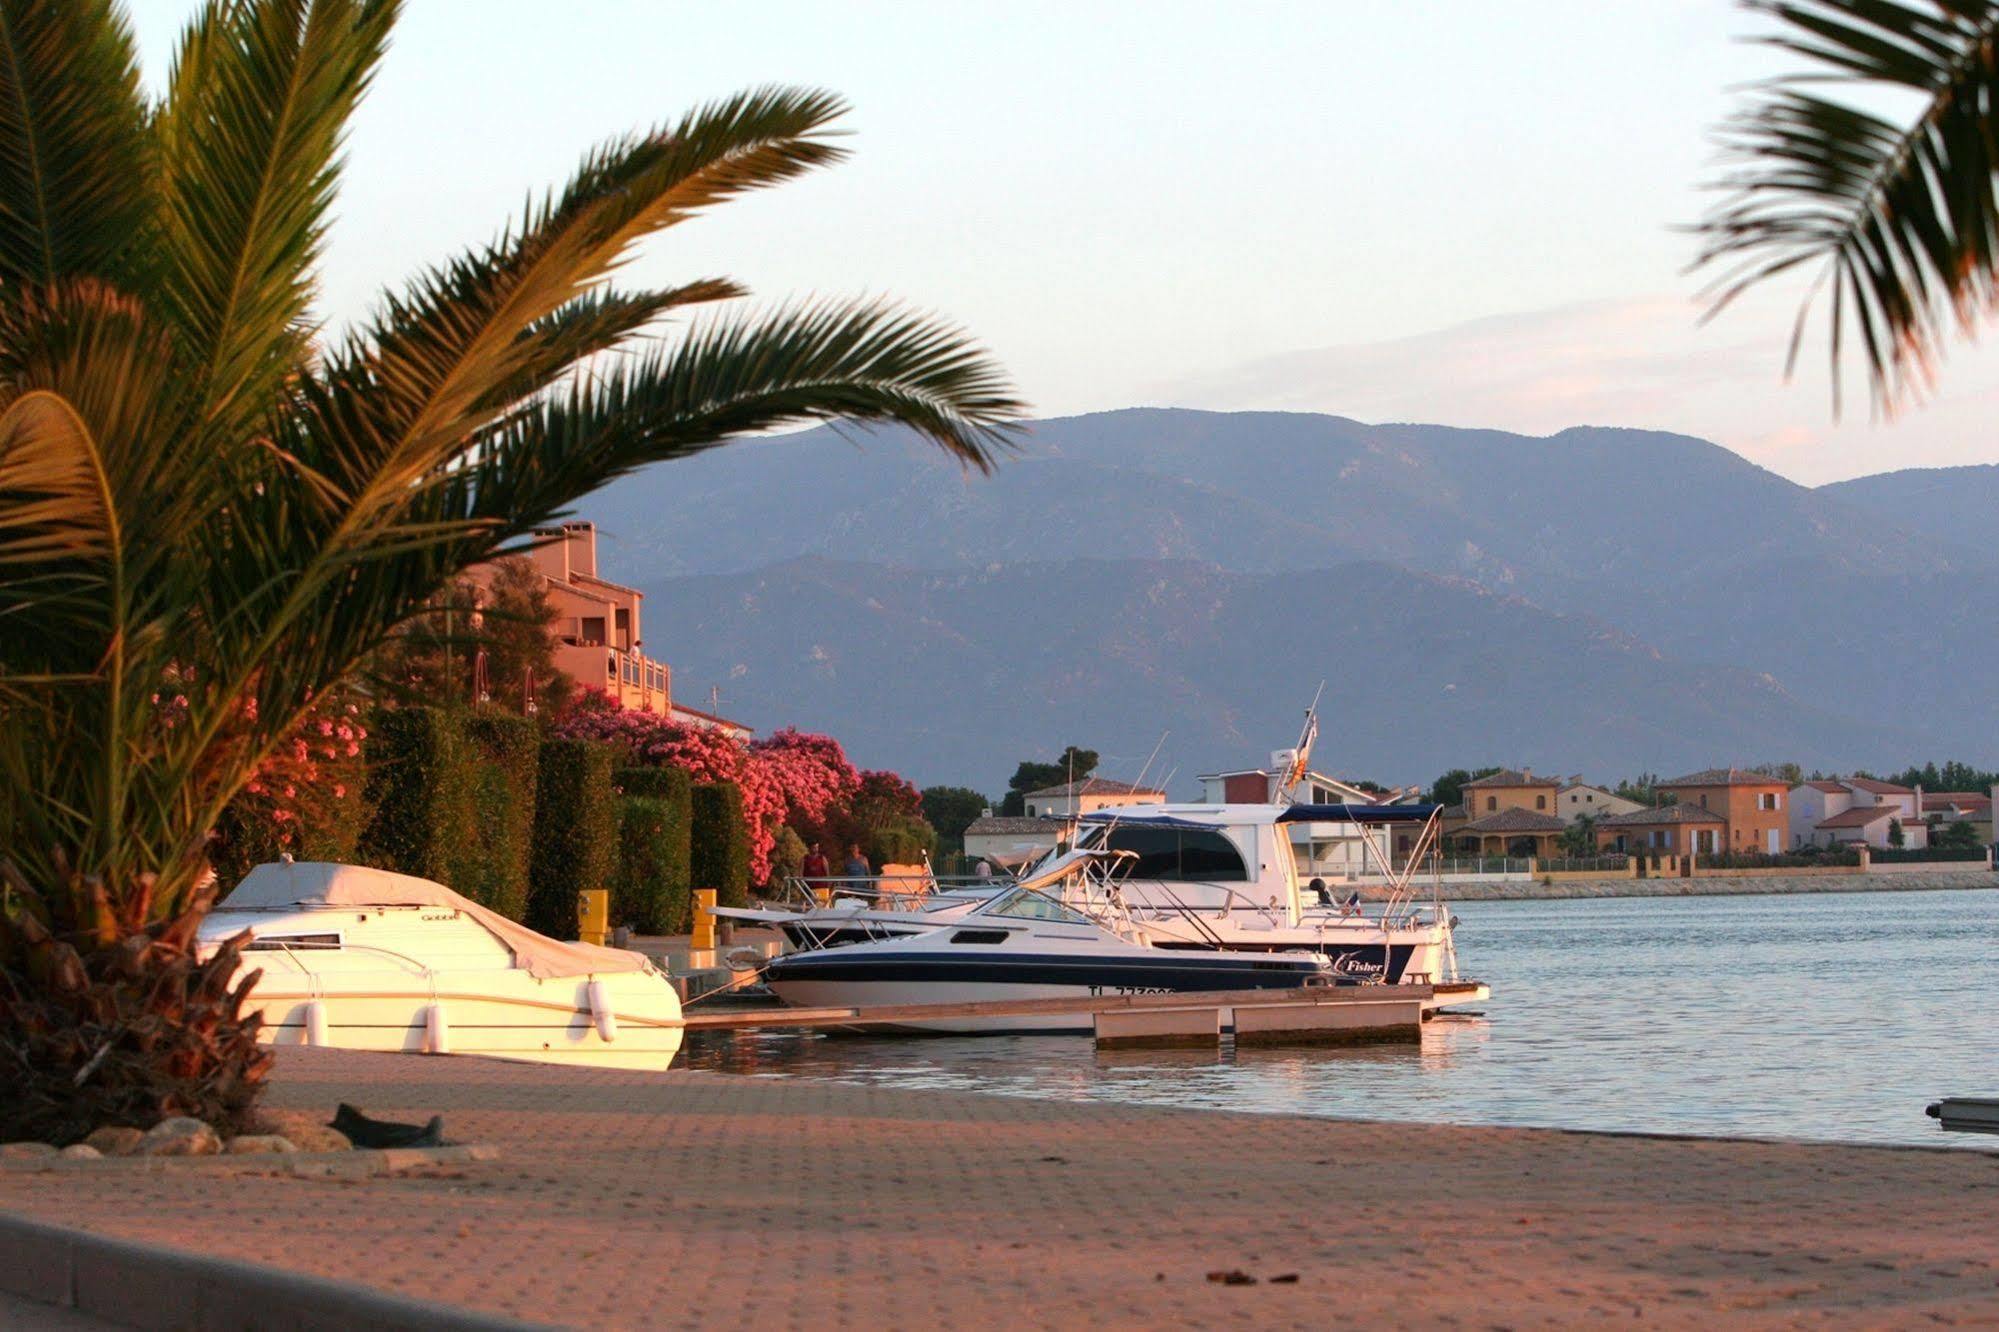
681,980,1488,1047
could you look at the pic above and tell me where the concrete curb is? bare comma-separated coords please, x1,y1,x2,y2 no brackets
0,1142,499,1180
0,1207,551,1331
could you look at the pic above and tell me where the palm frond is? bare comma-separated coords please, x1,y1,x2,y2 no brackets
0,0,150,291
300,86,850,516
153,0,397,435
463,298,1023,539
1694,0,1999,411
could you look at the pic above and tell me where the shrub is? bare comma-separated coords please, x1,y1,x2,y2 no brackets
691,780,751,908
452,713,539,920
354,708,539,918
614,796,693,934
612,766,692,932
527,739,617,938
357,707,463,883
769,825,807,883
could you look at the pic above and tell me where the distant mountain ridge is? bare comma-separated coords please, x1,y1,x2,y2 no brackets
576,409,1994,790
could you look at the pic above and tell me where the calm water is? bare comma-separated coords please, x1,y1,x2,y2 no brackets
683,887,1999,1147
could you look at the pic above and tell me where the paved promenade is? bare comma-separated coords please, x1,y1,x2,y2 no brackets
2,1046,1997,1328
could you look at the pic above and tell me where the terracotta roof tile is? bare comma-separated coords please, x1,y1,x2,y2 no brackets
1461,768,1554,789
1457,807,1568,834
1815,806,1898,829
1600,802,1726,826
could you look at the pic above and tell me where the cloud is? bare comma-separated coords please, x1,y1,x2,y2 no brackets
1146,293,1999,484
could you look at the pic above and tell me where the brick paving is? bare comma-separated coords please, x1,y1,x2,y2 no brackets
2,1046,1997,1328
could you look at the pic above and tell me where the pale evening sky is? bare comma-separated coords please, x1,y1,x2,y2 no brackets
132,1,1999,485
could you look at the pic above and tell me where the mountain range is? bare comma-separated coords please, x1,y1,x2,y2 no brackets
578,409,1997,794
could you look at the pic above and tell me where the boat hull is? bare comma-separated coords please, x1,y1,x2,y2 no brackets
763,949,1333,1034
239,982,684,1069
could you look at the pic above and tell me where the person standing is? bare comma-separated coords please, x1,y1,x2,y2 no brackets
801,841,830,885
842,844,872,880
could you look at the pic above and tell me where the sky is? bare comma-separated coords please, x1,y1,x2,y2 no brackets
130,1,1999,486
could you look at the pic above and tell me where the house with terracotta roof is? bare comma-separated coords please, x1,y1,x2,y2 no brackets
963,814,1069,867
1788,776,1925,849
1656,768,1789,855
1461,768,1561,820
1596,802,1727,854
1923,791,1992,844
1022,777,1164,819
1557,779,1643,824
1453,805,1568,858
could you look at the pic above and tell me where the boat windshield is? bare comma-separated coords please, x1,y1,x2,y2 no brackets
983,887,1096,925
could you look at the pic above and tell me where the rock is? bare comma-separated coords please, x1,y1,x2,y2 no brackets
247,1109,351,1152
83,1126,145,1156
225,1135,297,1155
136,1117,221,1157
0,1142,57,1160
58,1144,102,1161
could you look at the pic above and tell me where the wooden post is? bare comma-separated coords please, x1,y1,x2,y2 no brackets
692,888,718,950
575,889,609,946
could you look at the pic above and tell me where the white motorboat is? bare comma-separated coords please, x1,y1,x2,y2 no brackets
760,882,1340,1034
1071,802,1459,985
197,861,684,1069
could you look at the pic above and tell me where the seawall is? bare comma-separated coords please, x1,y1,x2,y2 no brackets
1364,868,1997,902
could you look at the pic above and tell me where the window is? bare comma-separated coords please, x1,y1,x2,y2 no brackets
1099,824,1248,881
1535,795,1547,810
1758,792,1780,811
1486,796,1496,811
987,889,1095,924
244,933,341,951
1698,794,1707,809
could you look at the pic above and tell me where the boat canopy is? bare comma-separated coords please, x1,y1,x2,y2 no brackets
1277,803,1440,824
219,862,650,980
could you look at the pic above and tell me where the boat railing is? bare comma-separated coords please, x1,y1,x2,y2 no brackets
768,874,998,912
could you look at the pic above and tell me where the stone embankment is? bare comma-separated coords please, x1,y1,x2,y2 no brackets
1362,868,1995,902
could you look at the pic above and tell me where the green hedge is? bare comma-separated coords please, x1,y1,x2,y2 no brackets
357,707,461,884
355,708,539,919
526,738,616,938
453,713,539,920
690,780,750,908
613,795,691,934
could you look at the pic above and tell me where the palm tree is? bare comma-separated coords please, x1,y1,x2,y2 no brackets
0,0,1020,1142
1695,0,1999,412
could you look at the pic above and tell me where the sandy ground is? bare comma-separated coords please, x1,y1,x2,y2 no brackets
2,1046,1997,1329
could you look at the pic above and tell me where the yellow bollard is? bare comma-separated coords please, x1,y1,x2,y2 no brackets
576,889,609,946
692,888,718,950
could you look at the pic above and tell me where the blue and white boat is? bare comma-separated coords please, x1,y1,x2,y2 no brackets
760,883,1337,1033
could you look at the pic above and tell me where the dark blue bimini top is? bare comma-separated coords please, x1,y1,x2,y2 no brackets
1275,803,1440,825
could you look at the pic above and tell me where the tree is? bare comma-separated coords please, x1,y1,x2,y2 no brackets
922,786,992,851
1696,2,1999,411
0,1,1019,1142
1559,813,1600,859
1936,819,1983,850
1888,817,1905,849
999,746,1098,816
1428,767,1499,809
374,557,567,714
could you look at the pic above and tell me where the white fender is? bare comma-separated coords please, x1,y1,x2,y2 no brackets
588,979,618,1042
423,1001,450,1055
304,1000,329,1048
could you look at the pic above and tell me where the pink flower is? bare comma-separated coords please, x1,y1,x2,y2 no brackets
332,784,346,799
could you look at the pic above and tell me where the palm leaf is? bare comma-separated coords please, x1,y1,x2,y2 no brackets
153,0,397,436
1695,0,1999,410
0,0,151,292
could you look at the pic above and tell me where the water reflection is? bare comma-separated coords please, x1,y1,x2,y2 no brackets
681,888,1999,1148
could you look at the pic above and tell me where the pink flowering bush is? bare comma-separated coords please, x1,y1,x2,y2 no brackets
554,690,932,883
210,692,371,887
748,727,861,847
